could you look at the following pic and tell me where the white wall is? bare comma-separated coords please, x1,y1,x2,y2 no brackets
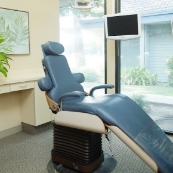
0,0,59,74
106,0,116,94
0,0,59,135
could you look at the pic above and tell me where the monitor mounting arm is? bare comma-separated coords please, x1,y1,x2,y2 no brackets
69,0,98,12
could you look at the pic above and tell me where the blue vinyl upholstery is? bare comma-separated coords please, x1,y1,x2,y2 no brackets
38,41,173,173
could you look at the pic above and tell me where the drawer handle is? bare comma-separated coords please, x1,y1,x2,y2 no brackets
20,85,27,88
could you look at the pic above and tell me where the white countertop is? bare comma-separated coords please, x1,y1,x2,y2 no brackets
0,69,45,85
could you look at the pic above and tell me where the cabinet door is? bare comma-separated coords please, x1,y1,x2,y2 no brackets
34,81,52,126
20,89,36,125
0,92,21,132
20,81,52,126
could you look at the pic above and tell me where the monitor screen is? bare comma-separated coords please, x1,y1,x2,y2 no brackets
104,12,141,40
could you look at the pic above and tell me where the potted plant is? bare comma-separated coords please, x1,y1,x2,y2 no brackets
0,36,12,77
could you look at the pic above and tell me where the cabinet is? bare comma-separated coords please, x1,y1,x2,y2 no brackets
0,74,52,133
10,81,34,92
20,81,52,126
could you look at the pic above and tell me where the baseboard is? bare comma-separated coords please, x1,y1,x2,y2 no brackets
0,122,53,139
22,122,53,134
0,125,22,139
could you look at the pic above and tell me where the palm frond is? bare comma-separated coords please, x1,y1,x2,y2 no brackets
0,17,13,53
10,12,29,45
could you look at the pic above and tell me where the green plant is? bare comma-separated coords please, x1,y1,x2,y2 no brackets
0,36,12,77
166,55,173,87
121,65,158,86
131,94,150,111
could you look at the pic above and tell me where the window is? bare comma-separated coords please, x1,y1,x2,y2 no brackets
60,0,105,94
120,0,173,130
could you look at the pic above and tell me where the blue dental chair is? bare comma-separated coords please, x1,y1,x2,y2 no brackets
38,41,173,173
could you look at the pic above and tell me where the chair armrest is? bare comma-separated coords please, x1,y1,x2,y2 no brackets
73,73,85,83
59,91,85,110
59,91,85,101
38,76,53,91
89,84,114,96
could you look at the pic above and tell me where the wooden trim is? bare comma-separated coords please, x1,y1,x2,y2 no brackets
85,91,89,95
45,92,59,111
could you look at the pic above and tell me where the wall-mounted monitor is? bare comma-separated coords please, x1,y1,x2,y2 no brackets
104,12,141,40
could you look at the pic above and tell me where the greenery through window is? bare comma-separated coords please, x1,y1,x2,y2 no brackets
120,0,173,123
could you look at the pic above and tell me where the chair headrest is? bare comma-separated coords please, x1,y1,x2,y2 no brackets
42,41,64,56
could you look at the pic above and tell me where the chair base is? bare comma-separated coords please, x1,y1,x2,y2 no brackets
52,151,104,173
52,124,105,173
47,153,117,173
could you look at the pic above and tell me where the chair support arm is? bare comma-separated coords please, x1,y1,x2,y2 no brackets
89,84,114,96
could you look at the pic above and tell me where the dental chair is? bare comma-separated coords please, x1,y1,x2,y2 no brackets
38,41,173,173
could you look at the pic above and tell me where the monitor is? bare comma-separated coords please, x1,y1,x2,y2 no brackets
104,12,141,40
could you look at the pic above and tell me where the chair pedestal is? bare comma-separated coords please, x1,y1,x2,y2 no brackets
51,124,105,173
48,153,117,173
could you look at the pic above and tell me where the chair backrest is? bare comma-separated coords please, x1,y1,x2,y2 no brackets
41,41,84,104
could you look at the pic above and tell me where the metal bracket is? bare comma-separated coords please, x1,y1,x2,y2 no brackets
105,130,114,156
